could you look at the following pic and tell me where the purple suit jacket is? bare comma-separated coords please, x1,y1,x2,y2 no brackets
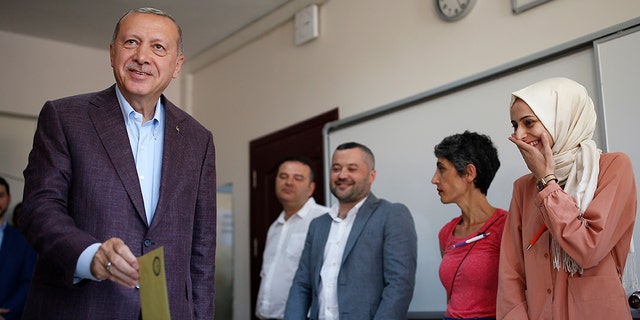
21,85,217,319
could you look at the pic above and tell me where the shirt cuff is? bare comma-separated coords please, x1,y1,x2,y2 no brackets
74,242,101,283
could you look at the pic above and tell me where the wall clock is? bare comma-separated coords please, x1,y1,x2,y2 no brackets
435,0,477,22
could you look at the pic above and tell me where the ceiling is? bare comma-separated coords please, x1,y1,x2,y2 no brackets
0,0,293,60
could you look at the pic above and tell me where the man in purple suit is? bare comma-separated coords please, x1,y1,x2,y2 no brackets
21,7,216,319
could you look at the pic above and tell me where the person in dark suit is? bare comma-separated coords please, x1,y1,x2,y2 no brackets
284,142,418,320
20,8,216,319
0,177,36,320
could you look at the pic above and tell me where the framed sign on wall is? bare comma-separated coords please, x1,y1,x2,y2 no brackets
512,0,552,14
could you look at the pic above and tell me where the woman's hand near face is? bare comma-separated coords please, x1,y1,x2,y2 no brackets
508,131,555,179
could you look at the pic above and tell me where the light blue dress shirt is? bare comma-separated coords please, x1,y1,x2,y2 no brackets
117,86,164,224
74,86,164,282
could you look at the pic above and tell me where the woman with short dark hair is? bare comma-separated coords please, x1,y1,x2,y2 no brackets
432,130,505,320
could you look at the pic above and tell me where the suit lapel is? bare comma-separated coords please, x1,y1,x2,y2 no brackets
314,215,332,287
88,86,147,224
150,98,186,229
341,194,378,264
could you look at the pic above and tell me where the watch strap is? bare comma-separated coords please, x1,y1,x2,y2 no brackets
536,173,558,191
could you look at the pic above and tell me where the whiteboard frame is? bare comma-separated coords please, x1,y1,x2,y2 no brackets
593,25,640,302
322,17,640,319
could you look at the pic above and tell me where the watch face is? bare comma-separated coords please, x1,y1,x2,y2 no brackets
436,0,476,21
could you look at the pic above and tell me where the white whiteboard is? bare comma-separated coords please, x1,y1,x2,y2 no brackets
595,26,640,293
325,48,598,316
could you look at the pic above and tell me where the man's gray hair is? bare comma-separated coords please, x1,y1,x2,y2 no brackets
111,7,184,56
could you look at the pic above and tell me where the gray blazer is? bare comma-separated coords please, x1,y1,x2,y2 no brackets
284,193,417,320
21,85,217,319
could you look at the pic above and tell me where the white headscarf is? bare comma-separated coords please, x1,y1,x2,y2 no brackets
511,77,601,275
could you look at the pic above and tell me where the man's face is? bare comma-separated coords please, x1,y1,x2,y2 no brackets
109,12,184,104
0,185,10,218
330,148,375,204
275,161,315,207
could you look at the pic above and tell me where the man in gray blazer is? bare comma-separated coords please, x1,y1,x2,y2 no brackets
20,8,216,319
284,142,417,320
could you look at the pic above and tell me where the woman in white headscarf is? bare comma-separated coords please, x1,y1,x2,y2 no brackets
497,77,637,319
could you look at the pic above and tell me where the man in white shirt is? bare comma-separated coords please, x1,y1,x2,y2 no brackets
285,142,417,320
256,156,329,319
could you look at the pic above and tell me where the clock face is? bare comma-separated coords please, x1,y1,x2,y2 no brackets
436,0,477,21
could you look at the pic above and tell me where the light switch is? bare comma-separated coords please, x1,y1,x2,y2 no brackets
294,4,319,46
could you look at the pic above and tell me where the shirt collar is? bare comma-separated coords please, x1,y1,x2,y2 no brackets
276,197,318,224
115,85,164,126
294,197,317,219
328,196,368,221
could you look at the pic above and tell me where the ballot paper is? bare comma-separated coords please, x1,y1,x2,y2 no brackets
138,246,171,319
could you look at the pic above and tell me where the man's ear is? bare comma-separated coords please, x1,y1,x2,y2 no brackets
308,182,316,197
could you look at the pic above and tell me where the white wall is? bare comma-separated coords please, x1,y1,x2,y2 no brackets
0,30,112,116
185,1,640,319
